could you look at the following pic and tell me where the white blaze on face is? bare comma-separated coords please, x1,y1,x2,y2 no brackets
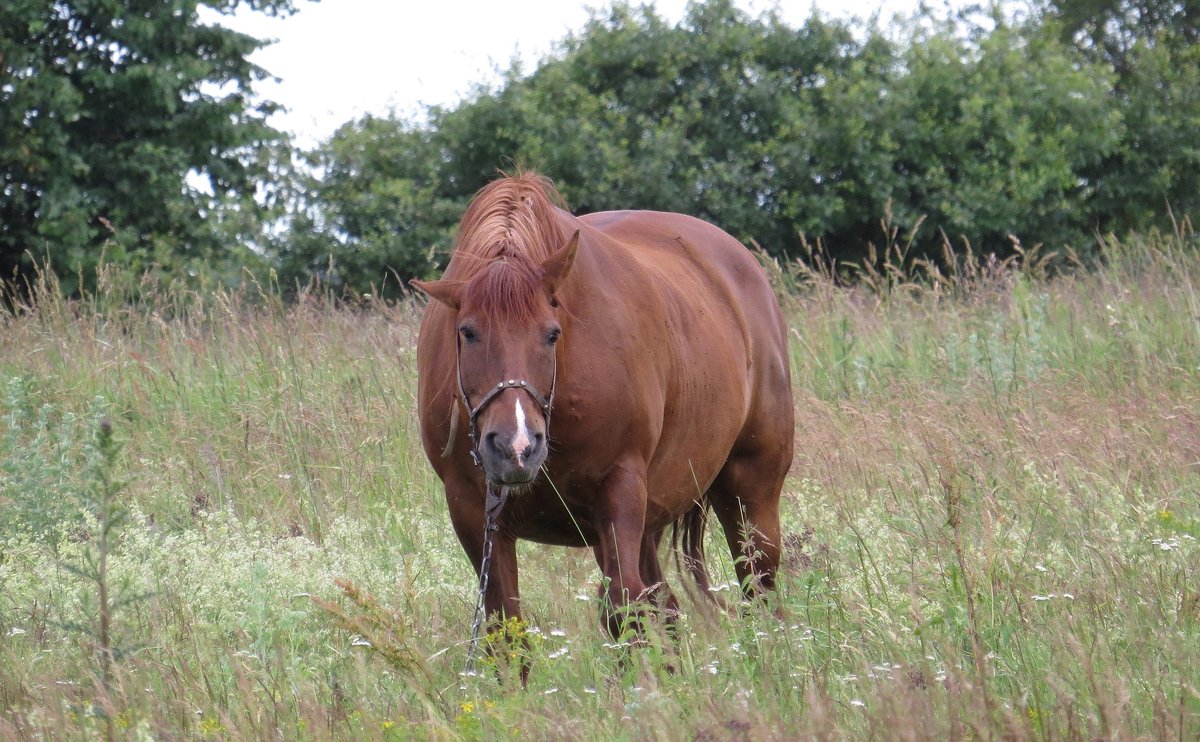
512,398,532,466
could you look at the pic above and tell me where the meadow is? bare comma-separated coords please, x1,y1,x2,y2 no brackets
0,231,1197,740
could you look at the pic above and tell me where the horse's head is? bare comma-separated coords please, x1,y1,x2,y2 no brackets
413,231,579,487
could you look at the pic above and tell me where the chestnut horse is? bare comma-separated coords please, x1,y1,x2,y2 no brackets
413,173,793,643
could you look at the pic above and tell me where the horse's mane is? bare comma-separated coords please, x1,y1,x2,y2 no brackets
447,172,567,276
446,172,570,321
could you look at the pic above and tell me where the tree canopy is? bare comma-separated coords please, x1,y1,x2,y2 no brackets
275,0,1198,297
0,0,295,294
4,0,1197,298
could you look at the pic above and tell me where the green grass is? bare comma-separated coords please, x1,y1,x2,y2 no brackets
1,233,1198,739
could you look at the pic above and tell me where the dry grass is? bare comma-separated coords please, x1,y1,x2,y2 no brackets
0,231,1198,739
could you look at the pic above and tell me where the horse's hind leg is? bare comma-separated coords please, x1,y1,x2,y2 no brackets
639,529,680,619
707,441,789,600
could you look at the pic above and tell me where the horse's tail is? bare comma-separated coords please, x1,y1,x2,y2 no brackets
672,496,728,611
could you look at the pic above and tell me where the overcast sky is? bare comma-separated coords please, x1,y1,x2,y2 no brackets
206,0,936,148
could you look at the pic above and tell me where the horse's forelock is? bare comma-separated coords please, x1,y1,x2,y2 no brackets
449,172,567,276
462,253,545,325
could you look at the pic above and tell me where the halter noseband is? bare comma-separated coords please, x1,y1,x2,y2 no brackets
456,339,557,468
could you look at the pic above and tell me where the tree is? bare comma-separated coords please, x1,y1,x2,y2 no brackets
1043,0,1200,236
0,0,297,295
820,18,1121,258
538,0,871,255
1047,0,1198,74
279,1,876,294
279,115,461,296
1088,36,1200,234
280,0,1184,294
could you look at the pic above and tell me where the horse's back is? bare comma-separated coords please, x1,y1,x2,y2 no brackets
573,209,793,510
580,209,789,368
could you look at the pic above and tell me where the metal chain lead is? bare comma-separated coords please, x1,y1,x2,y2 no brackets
464,483,510,677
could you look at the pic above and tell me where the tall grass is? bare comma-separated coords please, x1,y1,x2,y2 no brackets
1,231,1197,739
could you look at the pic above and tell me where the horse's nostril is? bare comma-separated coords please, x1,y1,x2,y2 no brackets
484,431,505,456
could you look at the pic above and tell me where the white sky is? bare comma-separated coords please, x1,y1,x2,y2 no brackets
206,0,935,148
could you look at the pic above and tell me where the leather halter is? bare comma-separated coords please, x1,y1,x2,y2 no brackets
455,335,557,468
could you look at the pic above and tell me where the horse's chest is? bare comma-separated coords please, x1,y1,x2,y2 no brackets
503,485,601,547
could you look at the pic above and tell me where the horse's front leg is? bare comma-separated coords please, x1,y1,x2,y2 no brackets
591,463,651,639
447,482,526,680
480,532,532,682
480,531,521,625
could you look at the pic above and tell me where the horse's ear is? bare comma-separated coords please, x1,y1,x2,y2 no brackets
540,230,580,299
410,278,463,310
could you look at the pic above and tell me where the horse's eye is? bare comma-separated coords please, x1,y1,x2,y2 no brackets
547,328,561,345
459,326,478,343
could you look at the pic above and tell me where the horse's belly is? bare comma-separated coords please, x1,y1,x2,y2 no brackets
646,374,748,504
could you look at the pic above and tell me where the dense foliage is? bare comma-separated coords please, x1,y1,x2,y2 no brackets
0,0,295,294
279,0,1199,296
2,0,1197,297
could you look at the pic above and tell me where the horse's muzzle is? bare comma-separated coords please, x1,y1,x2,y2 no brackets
481,429,547,486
